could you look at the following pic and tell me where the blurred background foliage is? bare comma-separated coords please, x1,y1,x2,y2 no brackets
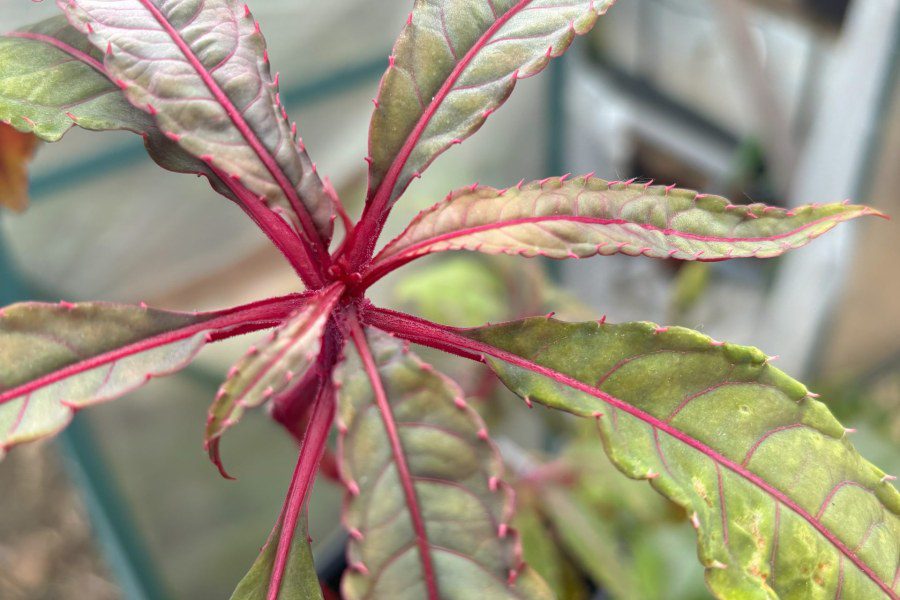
1,0,898,598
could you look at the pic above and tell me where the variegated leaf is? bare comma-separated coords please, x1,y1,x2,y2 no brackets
463,318,900,599
60,0,334,245
337,329,552,600
369,177,880,281
0,296,300,460
205,284,342,472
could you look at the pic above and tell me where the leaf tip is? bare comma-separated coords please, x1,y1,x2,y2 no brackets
207,439,237,481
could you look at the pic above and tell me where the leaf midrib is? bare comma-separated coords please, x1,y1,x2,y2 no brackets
379,211,855,263
348,317,440,600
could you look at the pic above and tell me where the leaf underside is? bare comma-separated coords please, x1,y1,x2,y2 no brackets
230,513,323,600
336,332,551,600
375,177,879,268
466,318,900,599
0,302,215,459
368,0,616,207
59,0,334,241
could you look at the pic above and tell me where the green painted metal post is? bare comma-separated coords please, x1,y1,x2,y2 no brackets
544,56,567,283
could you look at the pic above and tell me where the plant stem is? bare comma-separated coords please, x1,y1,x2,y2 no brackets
213,166,327,288
268,384,335,600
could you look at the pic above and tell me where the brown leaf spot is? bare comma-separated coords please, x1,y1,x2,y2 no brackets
692,477,714,508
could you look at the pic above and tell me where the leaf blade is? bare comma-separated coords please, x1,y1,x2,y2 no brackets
466,318,900,599
59,0,334,245
0,17,239,202
0,295,300,459
338,327,552,600
368,1,615,205
0,15,152,141
363,308,900,599
370,177,880,281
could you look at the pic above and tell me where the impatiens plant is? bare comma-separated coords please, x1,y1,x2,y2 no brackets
1,1,897,598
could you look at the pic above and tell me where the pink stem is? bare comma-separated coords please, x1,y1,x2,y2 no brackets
0,293,309,408
211,166,325,288
347,314,439,600
268,383,335,600
361,306,896,599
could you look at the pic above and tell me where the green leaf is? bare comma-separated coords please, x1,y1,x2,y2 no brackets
371,177,881,278
0,15,151,141
336,331,552,600
394,256,511,327
0,123,38,212
205,285,342,473
61,0,334,244
464,318,900,598
367,0,615,208
0,16,243,206
0,295,300,460
231,513,323,600
0,302,212,458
